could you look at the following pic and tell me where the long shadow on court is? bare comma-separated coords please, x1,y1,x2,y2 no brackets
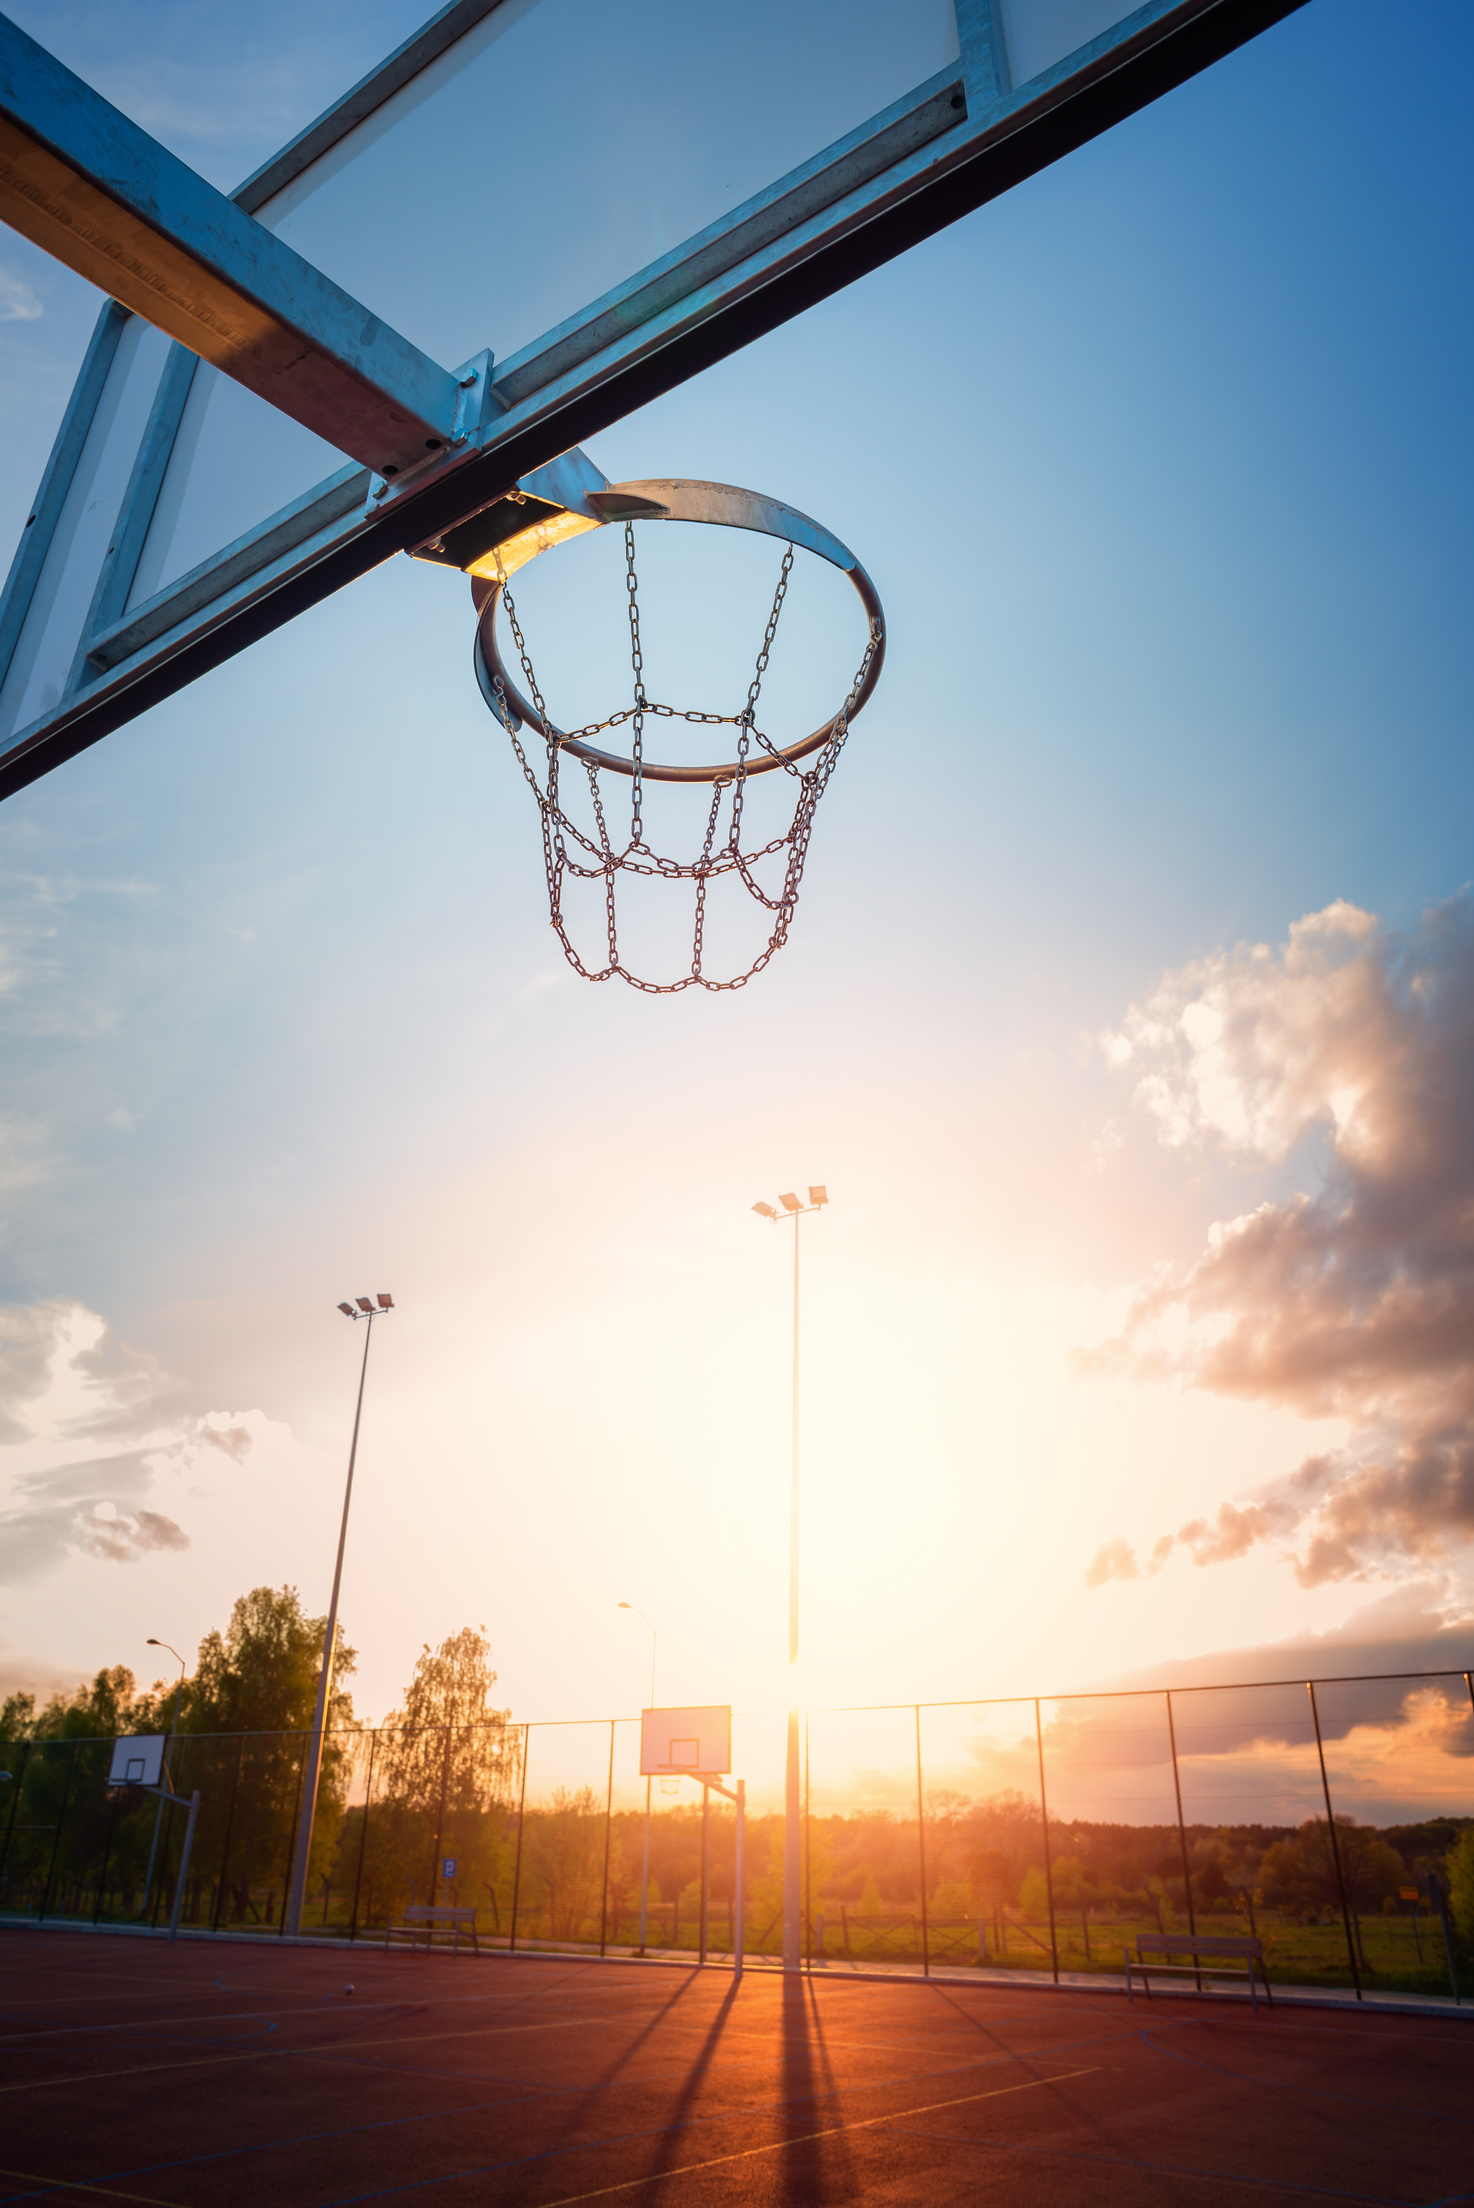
558,1972,743,2193
779,1978,859,2203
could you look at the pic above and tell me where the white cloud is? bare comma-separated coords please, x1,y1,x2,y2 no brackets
0,266,42,323
1090,895,1474,1588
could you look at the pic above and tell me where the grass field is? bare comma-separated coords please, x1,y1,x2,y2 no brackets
1,1926,1471,2205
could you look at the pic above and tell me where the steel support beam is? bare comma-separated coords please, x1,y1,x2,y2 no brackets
0,12,461,475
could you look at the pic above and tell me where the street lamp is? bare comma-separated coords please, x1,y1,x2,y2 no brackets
141,1638,186,1923
752,1182,827,1972
618,1601,657,1955
284,1292,394,1937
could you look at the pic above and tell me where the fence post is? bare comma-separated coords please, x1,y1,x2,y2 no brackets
348,1729,377,1945
914,1705,930,1979
508,1723,530,1953
429,1719,454,1910
0,1739,30,1896
600,1720,615,1957
39,1742,78,1922
212,1734,246,1932
1034,1700,1058,1985
1165,1692,1200,1988
1307,1681,1362,2000
699,1780,710,1967
92,1766,122,1924
735,1779,746,1980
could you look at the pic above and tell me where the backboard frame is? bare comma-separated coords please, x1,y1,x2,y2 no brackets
641,1705,733,1777
0,0,1306,801
107,1734,167,1788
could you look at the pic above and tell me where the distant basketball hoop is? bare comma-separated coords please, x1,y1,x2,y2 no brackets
107,1735,166,1788
472,480,885,993
640,1704,732,1778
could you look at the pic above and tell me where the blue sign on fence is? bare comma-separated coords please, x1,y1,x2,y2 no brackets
442,1858,457,1879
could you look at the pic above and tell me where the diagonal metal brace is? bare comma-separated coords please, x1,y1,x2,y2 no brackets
0,12,461,476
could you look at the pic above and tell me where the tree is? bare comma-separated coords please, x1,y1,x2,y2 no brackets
1447,1828,1474,1944
1259,1817,1403,1965
367,1627,519,1924
185,1587,359,1926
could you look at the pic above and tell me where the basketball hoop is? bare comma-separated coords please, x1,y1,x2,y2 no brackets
472,479,885,993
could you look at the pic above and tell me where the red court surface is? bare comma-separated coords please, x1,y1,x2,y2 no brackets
1,1931,1471,2206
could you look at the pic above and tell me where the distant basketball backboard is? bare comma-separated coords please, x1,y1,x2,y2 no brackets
641,1706,732,1777
108,1735,166,1788
0,0,1303,799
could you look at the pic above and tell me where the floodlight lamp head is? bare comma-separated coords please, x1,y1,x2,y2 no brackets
809,1184,828,1206
779,1192,801,1212
752,1201,776,1219
618,1601,631,1610
146,1637,160,1646
337,1302,355,1317
355,1297,374,1313
376,1293,394,1309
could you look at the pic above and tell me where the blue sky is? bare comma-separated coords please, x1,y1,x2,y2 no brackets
0,1,1472,1791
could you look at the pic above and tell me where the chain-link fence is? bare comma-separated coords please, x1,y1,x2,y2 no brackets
3,1667,1470,1997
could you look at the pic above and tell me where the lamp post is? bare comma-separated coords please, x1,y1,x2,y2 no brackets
752,1183,827,1973
284,1293,393,1938
141,1638,186,1923
618,1602,657,1954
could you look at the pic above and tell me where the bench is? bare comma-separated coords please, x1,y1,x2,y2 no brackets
383,1904,479,1956
1126,1933,1271,2011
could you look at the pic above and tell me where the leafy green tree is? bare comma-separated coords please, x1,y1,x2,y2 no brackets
526,1785,603,1940
1446,1828,1474,1943
185,1587,358,1926
362,1627,518,1926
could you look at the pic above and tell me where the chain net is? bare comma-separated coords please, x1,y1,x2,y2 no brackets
485,523,879,993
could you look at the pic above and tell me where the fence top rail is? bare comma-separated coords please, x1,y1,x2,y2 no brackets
817,1667,1474,1715
4,1667,1471,1754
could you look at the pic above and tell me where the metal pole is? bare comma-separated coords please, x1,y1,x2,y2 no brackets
38,1742,77,1923
699,1781,710,1966
0,1740,30,1895
1165,1692,1200,1989
142,1652,186,1921
508,1723,530,1952
1426,1869,1462,2003
1034,1700,1058,1985
213,1733,245,1932
784,1210,802,1973
169,1791,201,1943
429,1716,453,1910
286,1308,377,1936
638,1775,651,1954
1307,1681,1361,1999
805,1714,814,1974
915,1705,930,1979
91,1768,122,1925
600,1720,614,1957
278,1734,309,1934
734,1779,745,1979
348,1729,377,1944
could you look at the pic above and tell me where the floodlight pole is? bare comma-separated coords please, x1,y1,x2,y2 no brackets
285,1296,392,1938
752,1187,827,1973
619,1603,657,1954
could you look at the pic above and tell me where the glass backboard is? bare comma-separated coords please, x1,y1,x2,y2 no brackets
0,0,1297,789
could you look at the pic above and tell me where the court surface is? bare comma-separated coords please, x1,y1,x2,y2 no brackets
1,1932,1471,2206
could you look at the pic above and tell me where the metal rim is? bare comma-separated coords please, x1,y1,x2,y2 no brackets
471,478,886,783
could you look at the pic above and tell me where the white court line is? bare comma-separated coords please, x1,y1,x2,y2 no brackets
535,2066,1099,2207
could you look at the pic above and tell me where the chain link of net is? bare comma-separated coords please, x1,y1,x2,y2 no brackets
487,525,878,992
